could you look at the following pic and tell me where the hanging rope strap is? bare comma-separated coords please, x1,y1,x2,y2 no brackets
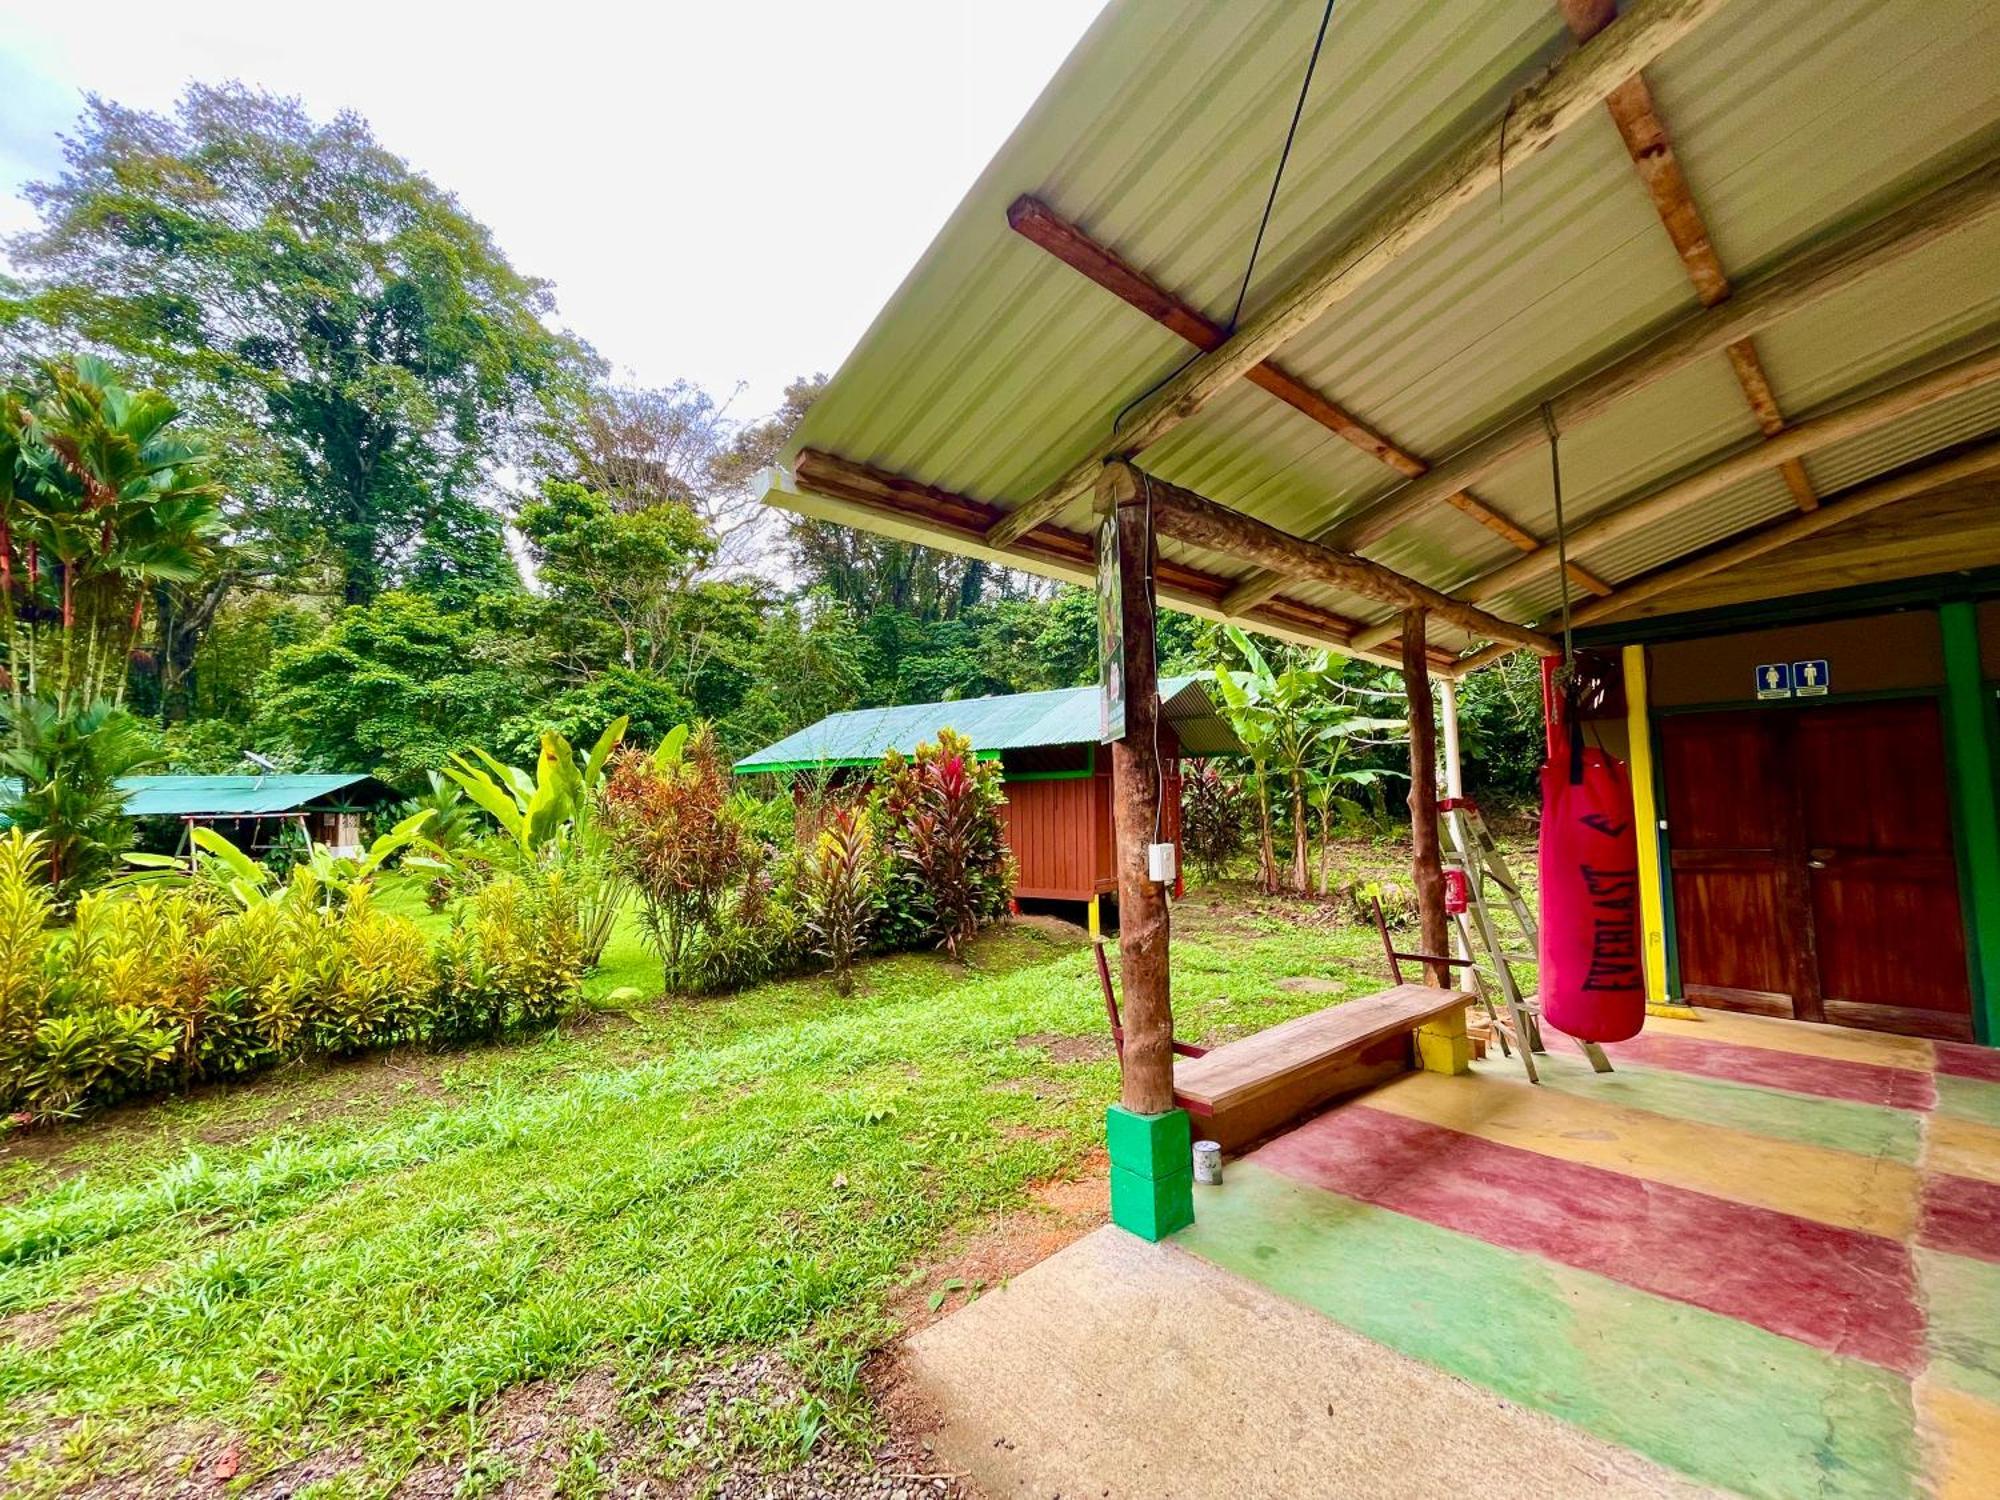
1541,401,1587,783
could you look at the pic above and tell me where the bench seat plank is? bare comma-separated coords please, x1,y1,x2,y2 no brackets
1172,984,1466,1150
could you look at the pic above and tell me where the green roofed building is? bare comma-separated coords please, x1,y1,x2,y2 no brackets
4,773,401,856
736,678,1239,921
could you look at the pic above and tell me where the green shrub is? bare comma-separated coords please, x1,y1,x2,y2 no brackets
0,827,588,1124
799,806,875,995
1180,762,1248,882
599,728,758,994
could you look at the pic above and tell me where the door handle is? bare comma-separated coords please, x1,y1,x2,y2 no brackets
1807,859,1829,869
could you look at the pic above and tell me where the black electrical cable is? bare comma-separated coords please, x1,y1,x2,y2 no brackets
1111,0,1340,439
1224,0,1339,335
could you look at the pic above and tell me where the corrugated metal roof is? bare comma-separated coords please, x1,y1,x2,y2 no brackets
735,675,1240,772
117,775,394,817
0,774,395,819
763,0,2000,665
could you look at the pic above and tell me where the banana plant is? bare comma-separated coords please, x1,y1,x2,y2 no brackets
121,810,435,910
443,715,629,861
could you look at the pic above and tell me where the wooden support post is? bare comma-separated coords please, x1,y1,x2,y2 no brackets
1100,461,1193,1241
1404,610,1471,1073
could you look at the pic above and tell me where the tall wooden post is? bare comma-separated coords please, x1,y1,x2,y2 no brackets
1100,461,1193,1240
1404,609,1472,1073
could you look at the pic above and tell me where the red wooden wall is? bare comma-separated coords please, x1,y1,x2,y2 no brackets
1002,729,1182,904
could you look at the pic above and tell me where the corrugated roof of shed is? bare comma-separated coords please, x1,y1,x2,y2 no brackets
734,676,1240,772
117,775,395,817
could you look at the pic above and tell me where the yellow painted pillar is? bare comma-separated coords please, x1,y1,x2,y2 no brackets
1087,893,1101,940
1623,645,1671,1005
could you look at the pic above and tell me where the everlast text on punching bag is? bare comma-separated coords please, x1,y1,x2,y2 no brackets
1538,665,1645,1044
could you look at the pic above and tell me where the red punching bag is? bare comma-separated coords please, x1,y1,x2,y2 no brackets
1537,659,1645,1043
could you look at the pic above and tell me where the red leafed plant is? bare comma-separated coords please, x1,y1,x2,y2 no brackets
596,727,753,992
869,729,1011,957
799,804,875,995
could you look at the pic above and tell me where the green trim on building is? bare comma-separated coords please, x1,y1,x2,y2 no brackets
1571,567,2000,650
1939,602,2000,1046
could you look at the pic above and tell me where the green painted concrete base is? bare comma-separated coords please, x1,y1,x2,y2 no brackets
1106,1105,1193,1241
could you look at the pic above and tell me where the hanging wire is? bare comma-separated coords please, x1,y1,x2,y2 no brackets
1139,468,1166,846
1540,400,1575,677
1111,0,1340,439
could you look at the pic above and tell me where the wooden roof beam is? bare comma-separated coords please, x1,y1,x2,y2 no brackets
1321,156,2000,560
1348,340,2000,655
982,0,1733,550
1563,0,1818,512
1449,437,2000,675
785,448,1453,670
1111,462,1558,657
1006,196,1614,598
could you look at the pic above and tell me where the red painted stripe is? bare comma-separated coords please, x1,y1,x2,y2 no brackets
1595,1031,1936,1110
1935,1040,2000,1083
1254,1104,1926,1376
1920,1172,2000,1264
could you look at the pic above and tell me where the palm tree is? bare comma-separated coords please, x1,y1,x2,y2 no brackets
6,357,223,713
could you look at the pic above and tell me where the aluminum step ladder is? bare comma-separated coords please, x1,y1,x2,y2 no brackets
1441,795,1612,1083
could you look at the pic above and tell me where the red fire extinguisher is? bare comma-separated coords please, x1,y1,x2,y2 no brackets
1443,865,1469,915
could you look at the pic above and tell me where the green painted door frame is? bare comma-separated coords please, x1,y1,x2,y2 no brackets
1940,600,2000,1045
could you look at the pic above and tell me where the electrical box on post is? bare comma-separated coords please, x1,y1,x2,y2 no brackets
1147,842,1177,884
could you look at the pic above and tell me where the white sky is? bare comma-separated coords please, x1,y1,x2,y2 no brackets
0,0,1103,421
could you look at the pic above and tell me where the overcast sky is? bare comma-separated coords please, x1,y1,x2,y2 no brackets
0,0,1103,420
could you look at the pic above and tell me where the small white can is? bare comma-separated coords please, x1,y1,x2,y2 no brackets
1192,1139,1223,1186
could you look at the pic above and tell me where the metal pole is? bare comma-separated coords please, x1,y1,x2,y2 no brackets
1439,677,1464,799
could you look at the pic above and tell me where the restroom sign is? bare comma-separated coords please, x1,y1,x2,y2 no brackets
1755,662,1792,700
1793,659,1830,697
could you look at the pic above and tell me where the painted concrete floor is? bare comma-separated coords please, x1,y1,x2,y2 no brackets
908,1010,2000,1499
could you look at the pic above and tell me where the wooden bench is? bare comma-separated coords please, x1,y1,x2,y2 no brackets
1171,984,1467,1151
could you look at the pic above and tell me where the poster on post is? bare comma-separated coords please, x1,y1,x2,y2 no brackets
1097,505,1125,743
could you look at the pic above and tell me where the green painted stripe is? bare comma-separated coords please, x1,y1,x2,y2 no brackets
1936,1074,2000,1130
1178,1163,1918,1500
1531,1047,1923,1161
1920,1248,2000,1406
1940,600,2000,1046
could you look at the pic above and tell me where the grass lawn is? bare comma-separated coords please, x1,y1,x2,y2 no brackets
0,847,1488,1497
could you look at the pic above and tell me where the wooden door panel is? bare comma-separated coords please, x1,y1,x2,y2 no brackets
1671,863,1796,1014
1795,700,1972,1034
1660,712,1800,1016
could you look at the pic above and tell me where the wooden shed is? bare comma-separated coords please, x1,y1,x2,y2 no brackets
734,677,1240,926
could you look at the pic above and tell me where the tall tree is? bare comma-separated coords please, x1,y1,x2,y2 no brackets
6,84,596,607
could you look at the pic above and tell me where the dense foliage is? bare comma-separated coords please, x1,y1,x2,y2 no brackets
0,831,584,1120
867,729,1013,957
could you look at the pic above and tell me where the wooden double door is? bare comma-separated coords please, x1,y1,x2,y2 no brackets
1658,698,1975,1041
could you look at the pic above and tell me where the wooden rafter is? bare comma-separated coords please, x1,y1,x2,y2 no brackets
1449,438,2000,675
1107,463,1557,657
785,448,1455,670
1005,196,1613,597
1451,342,2000,607
981,0,1731,551
1324,158,2000,557
1351,341,2000,652
1563,0,1818,512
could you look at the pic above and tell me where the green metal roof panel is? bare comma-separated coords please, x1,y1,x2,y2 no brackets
115,774,394,817
735,675,1239,772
